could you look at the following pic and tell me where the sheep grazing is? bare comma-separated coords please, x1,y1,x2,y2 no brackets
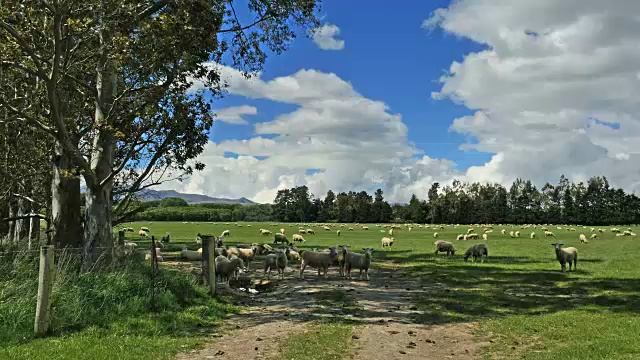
463,234,468,241
590,234,597,240
362,226,369,230
337,230,341,236
579,234,588,243
215,255,245,284
530,232,536,239
292,233,306,242
501,229,506,235
590,227,595,232
467,228,474,234
123,241,138,256
616,233,625,237
509,231,515,238
344,248,373,280
551,243,577,273
381,237,394,247
623,230,634,236
482,233,488,241
389,228,395,236
467,233,479,240
260,229,272,236
303,228,313,234
264,249,288,280
139,230,148,237
544,231,555,237
456,234,464,241
280,228,285,234
324,226,331,231
221,229,230,237
515,231,520,238
299,228,307,234
140,226,150,232
299,247,339,279
273,233,290,245
144,247,163,262
349,227,354,231
226,246,258,271
433,232,438,239
463,243,488,263
434,240,455,256
408,227,412,232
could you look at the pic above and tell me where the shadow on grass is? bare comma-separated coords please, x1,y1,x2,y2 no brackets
221,251,640,330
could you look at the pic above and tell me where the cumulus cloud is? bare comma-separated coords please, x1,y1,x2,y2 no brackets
159,65,459,203
213,105,257,125
428,0,640,194
311,23,345,50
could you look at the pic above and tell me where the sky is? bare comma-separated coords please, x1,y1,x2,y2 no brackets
159,0,640,204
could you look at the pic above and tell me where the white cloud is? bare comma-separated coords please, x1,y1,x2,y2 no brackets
427,0,640,195
158,65,460,203
213,105,257,125
311,23,345,50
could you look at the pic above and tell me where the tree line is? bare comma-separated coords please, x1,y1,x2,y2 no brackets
271,175,640,225
128,175,640,225
0,0,320,269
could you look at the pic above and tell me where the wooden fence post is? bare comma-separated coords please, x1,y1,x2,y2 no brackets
201,235,216,296
34,245,54,336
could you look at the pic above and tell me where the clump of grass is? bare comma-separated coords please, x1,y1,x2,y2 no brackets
275,322,353,360
0,244,234,359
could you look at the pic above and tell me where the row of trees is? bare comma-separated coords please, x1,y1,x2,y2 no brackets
269,176,640,225
133,198,273,222
0,0,320,268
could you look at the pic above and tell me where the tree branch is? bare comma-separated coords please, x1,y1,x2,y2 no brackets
1,102,55,135
218,2,273,34
0,21,48,79
136,0,171,22
0,61,41,79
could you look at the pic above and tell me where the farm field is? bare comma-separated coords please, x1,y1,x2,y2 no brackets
119,221,640,359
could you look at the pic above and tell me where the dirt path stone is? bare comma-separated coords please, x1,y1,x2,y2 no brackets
175,260,484,360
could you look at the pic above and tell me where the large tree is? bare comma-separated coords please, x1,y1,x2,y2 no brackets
1,0,319,268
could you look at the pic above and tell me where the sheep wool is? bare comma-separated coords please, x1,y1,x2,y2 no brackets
344,248,373,280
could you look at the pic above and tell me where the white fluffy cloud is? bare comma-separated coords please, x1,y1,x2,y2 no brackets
162,64,460,203
427,0,640,194
311,23,345,50
213,105,257,125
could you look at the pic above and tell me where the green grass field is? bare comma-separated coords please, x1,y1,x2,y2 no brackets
119,221,640,359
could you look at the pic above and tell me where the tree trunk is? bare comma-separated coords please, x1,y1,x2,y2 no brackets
14,196,27,241
82,183,113,269
51,143,83,248
7,198,17,243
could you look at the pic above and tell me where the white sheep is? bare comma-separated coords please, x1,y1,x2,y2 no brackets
530,232,536,239
215,255,245,283
509,231,515,238
140,226,150,232
226,246,258,271
337,230,341,236
514,231,520,238
181,247,203,261
434,240,455,256
280,228,285,234
139,230,148,237
590,234,597,240
579,234,588,243
273,233,290,245
144,247,163,262
544,231,555,237
456,234,464,241
343,248,373,280
260,229,272,236
482,233,488,241
285,248,301,262
292,233,306,242
551,243,577,273
299,247,339,279
433,232,438,239
463,243,488,263
362,226,369,230
381,237,394,247
389,228,394,236
467,233,479,240
264,250,288,280
349,227,354,231
306,228,315,234
221,229,230,237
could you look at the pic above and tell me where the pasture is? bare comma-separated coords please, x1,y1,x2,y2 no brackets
121,222,640,359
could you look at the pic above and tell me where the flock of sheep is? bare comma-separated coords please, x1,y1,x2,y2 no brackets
119,222,636,282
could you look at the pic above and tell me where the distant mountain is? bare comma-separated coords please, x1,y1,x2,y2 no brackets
140,189,256,205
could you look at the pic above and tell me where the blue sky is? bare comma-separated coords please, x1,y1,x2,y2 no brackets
210,0,490,170
167,1,640,203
